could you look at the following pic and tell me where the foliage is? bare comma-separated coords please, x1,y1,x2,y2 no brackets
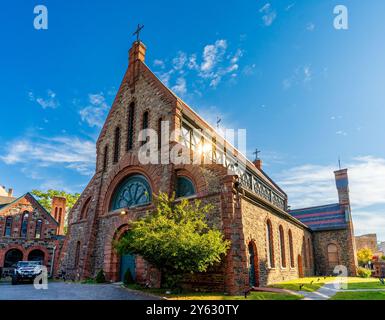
357,248,374,266
382,256,385,261
95,269,106,283
31,189,80,213
123,269,134,285
357,267,372,278
115,193,230,289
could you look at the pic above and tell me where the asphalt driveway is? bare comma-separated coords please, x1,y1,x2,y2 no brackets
0,281,160,300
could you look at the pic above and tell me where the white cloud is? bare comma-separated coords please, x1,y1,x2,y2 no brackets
286,2,296,11
171,77,187,96
201,40,227,73
0,136,95,176
283,65,313,89
172,51,188,70
153,59,165,69
79,93,109,128
259,3,277,26
336,130,348,136
28,89,59,109
277,155,385,212
306,22,316,31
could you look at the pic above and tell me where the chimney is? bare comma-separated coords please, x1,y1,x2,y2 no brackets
51,196,67,235
128,41,146,87
253,159,263,170
7,188,13,197
334,168,350,206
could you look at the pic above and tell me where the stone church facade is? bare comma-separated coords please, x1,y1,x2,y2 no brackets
59,40,357,294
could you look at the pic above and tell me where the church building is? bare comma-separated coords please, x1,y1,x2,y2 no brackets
59,39,357,294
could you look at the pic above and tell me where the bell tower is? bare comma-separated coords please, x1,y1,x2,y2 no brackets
51,196,66,235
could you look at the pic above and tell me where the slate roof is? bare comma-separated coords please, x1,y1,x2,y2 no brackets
289,203,348,231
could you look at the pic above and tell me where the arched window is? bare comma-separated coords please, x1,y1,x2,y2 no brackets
127,102,135,151
327,244,339,268
141,111,149,145
35,219,43,239
308,238,312,268
103,145,109,171
266,220,275,268
58,208,62,226
279,225,286,268
74,241,81,268
303,236,308,268
4,216,12,237
176,176,196,198
54,207,58,220
81,198,91,220
20,211,29,238
110,175,152,211
288,229,294,268
113,127,121,164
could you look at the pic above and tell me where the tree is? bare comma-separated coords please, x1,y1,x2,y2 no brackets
115,193,230,289
357,248,374,266
31,189,80,234
31,189,80,213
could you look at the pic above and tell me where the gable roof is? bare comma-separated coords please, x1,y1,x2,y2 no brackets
289,203,348,231
0,192,59,226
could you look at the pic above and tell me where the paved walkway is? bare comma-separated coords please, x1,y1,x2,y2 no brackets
299,282,385,300
0,281,161,300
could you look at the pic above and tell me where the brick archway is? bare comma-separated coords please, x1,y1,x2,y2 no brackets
248,240,260,287
25,246,50,266
0,244,27,267
103,224,131,282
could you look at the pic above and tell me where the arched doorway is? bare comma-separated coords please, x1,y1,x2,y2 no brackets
248,241,259,287
298,254,304,278
118,232,136,282
28,249,45,264
4,249,23,268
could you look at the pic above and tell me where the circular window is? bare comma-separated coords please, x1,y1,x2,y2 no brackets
176,176,196,198
110,175,152,211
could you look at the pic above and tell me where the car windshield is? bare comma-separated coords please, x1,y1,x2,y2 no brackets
17,262,41,267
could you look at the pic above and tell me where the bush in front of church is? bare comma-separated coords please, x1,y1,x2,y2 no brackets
114,192,231,290
357,267,372,278
95,269,106,283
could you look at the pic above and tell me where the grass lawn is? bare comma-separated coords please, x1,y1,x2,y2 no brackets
269,277,336,292
343,277,385,290
330,291,385,300
125,284,303,300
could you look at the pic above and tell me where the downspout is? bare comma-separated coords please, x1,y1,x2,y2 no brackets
50,245,56,278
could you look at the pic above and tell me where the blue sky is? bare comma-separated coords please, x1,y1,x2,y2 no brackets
1,0,385,240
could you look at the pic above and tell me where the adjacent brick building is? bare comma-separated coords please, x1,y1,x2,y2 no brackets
355,234,378,253
0,191,65,277
59,40,357,294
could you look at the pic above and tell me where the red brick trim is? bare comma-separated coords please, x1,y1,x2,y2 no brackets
25,245,50,266
0,244,26,266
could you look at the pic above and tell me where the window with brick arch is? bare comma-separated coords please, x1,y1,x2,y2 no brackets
58,208,62,227
74,241,81,268
327,243,339,268
81,197,91,220
54,207,58,220
20,211,29,238
303,236,308,268
279,225,286,268
103,145,109,171
127,102,135,151
288,229,294,268
266,220,275,268
113,127,121,164
35,219,43,239
141,111,149,145
4,216,12,237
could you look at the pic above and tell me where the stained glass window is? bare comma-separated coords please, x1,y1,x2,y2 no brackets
35,219,43,239
111,175,152,211
20,212,29,238
4,217,12,237
176,176,196,198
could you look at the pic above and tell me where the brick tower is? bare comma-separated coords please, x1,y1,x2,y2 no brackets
51,196,66,235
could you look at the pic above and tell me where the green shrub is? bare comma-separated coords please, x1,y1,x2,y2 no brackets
357,267,372,278
95,269,106,283
123,269,134,285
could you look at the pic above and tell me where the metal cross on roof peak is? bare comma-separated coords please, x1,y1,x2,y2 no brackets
253,149,261,161
133,24,144,42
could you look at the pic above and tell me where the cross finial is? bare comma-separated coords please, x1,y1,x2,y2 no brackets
338,156,342,170
133,24,144,42
216,116,222,129
253,148,261,161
